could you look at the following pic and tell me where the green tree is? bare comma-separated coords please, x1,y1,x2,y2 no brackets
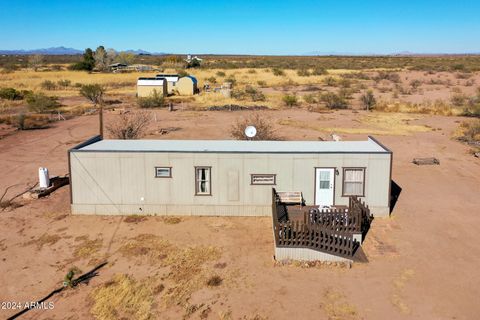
80,84,106,136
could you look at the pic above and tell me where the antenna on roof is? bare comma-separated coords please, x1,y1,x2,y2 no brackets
244,126,257,140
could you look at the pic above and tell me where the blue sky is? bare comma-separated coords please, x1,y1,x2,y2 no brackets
0,0,479,55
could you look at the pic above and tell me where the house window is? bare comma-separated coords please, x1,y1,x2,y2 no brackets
251,174,276,185
342,168,365,196
195,167,211,195
155,167,172,178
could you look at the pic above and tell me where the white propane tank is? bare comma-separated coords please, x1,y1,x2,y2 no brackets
39,167,50,189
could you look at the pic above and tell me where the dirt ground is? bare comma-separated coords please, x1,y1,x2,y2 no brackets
0,108,479,320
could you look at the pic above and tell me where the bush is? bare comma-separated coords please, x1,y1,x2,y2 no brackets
216,71,226,77
57,79,71,88
257,80,267,87
230,113,278,140
80,84,105,106
232,86,265,102
272,68,285,76
224,75,237,87
106,111,151,139
456,120,480,142
15,113,52,130
303,93,318,104
360,90,376,111
451,93,467,107
137,90,165,108
177,69,189,77
375,71,401,83
409,79,422,89
320,92,348,109
26,93,60,113
282,94,298,107
206,76,217,84
0,87,23,100
323,76,337,86
297,69,310,77
311,67,327,75
40,80,57,90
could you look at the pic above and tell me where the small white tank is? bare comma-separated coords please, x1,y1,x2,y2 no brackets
39,167,50,189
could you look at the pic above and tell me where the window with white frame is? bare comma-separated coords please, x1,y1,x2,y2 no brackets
251,174,276,185
343,168,365,196
195,167,211,195
155,167,172,178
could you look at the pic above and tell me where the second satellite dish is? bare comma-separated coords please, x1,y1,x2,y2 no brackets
245,126,257,138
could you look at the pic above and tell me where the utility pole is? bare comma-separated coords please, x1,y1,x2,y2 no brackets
99,103,104,138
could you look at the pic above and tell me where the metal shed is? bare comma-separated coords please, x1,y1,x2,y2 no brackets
69,136,392,217
136,77,168,97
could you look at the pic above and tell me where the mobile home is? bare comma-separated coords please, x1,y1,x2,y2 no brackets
69,136,392,217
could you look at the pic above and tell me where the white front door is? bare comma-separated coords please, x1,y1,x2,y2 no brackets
315,168,335,206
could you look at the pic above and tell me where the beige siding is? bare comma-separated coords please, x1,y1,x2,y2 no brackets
137,84,167,97
176,77,196,95
71,151,391,217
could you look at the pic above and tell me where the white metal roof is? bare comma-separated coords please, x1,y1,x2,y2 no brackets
156,75,179,82
77,137,389,153
137,79,165,86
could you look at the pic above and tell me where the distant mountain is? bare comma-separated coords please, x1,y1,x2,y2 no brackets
0,46,83,55
0,47,169,56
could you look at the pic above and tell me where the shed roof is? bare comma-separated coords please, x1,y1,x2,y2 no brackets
137,78,165,86
76,137,390,154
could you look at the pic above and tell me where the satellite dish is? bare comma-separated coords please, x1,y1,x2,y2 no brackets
245,126,257,139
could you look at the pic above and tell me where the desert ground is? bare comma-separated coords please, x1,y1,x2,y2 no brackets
1,57,480,319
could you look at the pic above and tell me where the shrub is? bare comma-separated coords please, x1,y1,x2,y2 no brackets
320,92,348,109
137,90,165,108
230,113,278,140
216,71,226,77
0,87,22,100
40,80,57,90
106,111,151,139
247,69,257,74
409,79,422,89
26,93,60,113
80,84,105,106
375,71,401,83
257,80,267,87
57,79,71,88
323,76,337,86
303,93,318,104
297,69,310,77
360,90,376,111
177,69,189,77
206,76,217,84
282,94,298,107
224,75,237,87
15,113,52,130
456,120,480,142
232,86,265,102
272,68,285,76
311,67,327,75
451,93,467,107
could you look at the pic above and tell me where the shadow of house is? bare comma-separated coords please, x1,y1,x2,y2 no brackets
390,180,402,214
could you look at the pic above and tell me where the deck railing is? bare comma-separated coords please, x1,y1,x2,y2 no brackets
272,189,371,258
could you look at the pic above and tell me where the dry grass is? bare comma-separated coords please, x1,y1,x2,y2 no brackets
90,274,154,320
24,233,61,249
162,216,182,224
73,236,103,259
390,268,415,315
124,214,147,223
119,234,173,264
163,246,222,307
375,100,463,116
320,288,358,320
278,113,432,136
454,119,480,143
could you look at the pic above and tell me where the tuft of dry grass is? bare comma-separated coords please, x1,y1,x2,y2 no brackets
24,233,61,249
124,214,147,224
206,275,223,287
390,268,415,315
162,216,182,224
454,119,480,144
320,288,358,320
90,274,154,320
119,234,173,264
73,237,103,259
